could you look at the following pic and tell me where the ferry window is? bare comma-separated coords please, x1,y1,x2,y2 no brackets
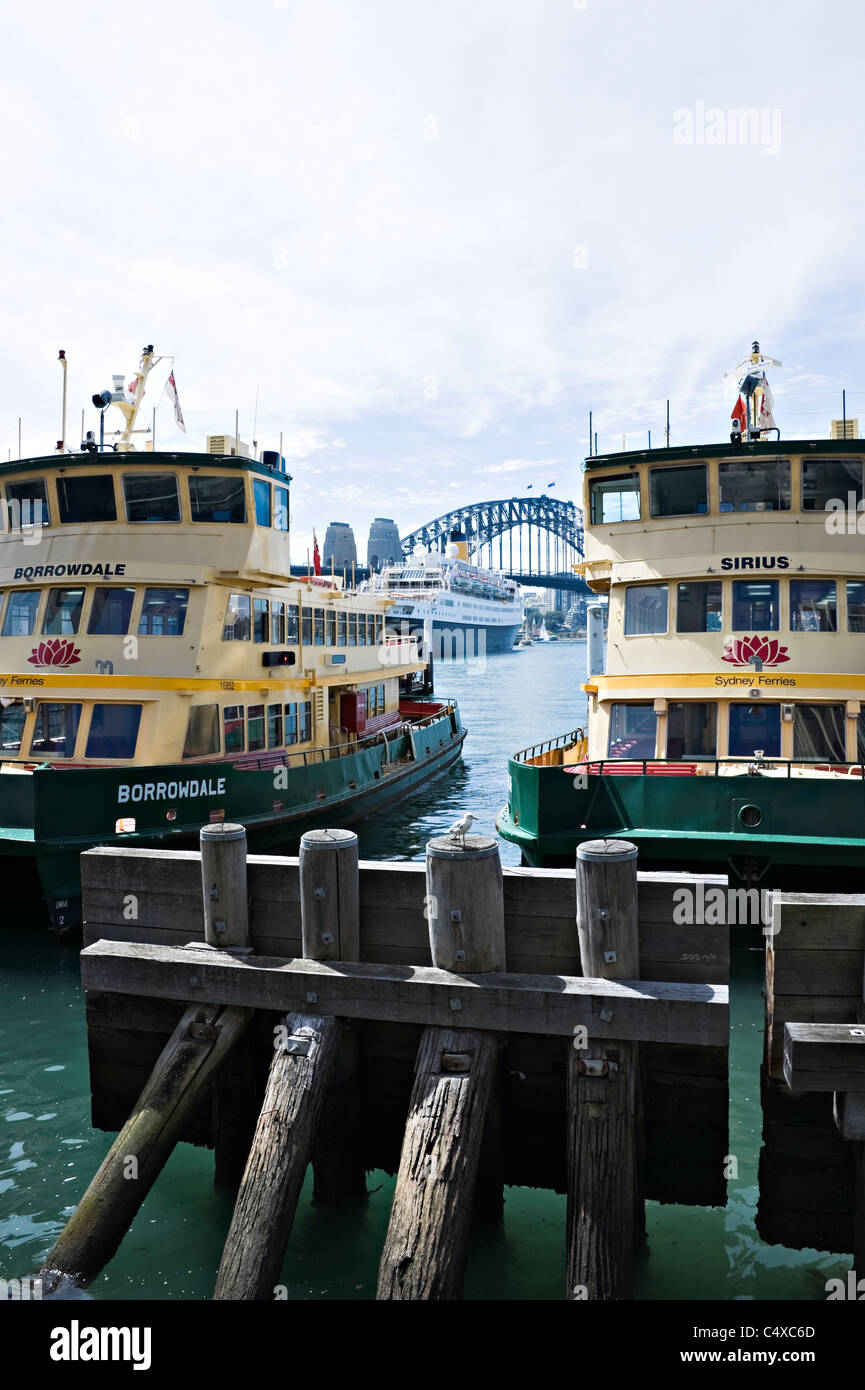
2,589,40,636
285,702,298,745
790,579,837,632
267,703,283,748
649,465,707,518
189,475,246,524
253,479,271,527
677,581,722,633
299,700,312,742
30,702,81,758
223,593,251,641
375,615,384,644
802,458,864,512
624,584,668,635
348,612,358,646
314,608,325,645
728,703,780,758
286,603,299,643
223,705,245,753
182,704,220,758
608,703,657,759
847,581,865,632
43,587,85,635
718,458,790,512
88,587,136,635
271,601,285,645
590,473,640,524
326,610,336,646
6,479,49,527
123,473,181,523
337,611,347,646
139,587,189,636
378,682,386,711
732,580,778,631
85,704,142,759
0,702,25,754
248,704,266,751
253,598,269,643
358,612,368,646
794,704,846,761
274,486,289,532
859,712,865,764
301,607,313,644
57,474,117,523
667,702,717,759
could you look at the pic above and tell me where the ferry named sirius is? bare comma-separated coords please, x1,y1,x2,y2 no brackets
0,345,466,929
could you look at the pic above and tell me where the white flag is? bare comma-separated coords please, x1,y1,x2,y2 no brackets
164,369,186,432
757,378,776,431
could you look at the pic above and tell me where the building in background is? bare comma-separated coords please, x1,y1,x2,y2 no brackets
367,517,402,571
322,521,357,570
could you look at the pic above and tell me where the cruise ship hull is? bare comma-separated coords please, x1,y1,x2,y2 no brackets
388,617,522,655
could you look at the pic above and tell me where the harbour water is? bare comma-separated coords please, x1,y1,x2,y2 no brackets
0,643,846,1300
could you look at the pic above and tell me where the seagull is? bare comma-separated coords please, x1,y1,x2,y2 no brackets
448,812,477,846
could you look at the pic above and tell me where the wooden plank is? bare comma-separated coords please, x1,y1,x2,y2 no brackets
80,939,729,1046
783,1022,865,1092
772,894,865,950
773,951,865,997
834,1092,865,1143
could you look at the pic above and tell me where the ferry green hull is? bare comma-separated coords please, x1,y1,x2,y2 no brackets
497,758,865,888
1,703,465,930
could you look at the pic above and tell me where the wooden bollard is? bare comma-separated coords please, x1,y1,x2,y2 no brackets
568,838,642,1301
377,833,504,1300
200,822,250,949
299,828,360,960
40,1002,251,1294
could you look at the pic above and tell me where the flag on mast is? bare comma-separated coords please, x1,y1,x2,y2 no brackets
757,378,777,431
164,369,186,432
313,531,321,576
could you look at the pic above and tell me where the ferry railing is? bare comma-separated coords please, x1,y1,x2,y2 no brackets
530,752,865,779
239,699,459,770
513,729,586,764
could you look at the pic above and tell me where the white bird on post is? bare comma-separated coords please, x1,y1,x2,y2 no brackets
448,812,477,847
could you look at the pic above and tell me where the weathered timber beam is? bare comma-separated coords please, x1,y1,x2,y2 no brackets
783,1022,865,1093
80,939,728,1046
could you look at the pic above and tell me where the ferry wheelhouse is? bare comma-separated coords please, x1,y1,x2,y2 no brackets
498,346,865,888
0,348,465,929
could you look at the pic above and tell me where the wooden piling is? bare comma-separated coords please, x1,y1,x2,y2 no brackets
377,834,504,1299
40,1001,251,1293
568,838,642,1301
200,823,250,949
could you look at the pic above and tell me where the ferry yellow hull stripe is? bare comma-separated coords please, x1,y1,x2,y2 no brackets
584,672,865,694
0,664,425,695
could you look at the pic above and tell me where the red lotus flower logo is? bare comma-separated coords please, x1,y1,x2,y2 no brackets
722,635,789,666
27,638,81,668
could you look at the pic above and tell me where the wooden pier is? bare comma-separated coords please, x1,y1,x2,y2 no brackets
40,829,732,1300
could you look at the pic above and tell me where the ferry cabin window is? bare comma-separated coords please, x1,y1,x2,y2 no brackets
298,700,312,742
802,458,864,512
732,580,778,631
85,704,142,759
253,479,271,527
223,594,251,640
0,703,25,754
138,588,189,636
358,612,368,646
274,486,289,532
43,586,85,635
271,601,286,645
676,581,722,633
189,475,246,524
667,702,717,759
337,612,347,645
224,705,245,753
794,704,846,762
348,612,358,646
848,581,865,632
375,615,384,644
789,580,837,633
314,609,325,645
267,703,283,747
286,604,300,643
182,704,220,758
326,610,336,646
301,607,313,644
718,458,791,512
649,465,708,517
624,584,668,635
728,703,780,758
590,473,640,524
6,480,49,527
253,598,268,643
2,589,40,636
247,704,266,752
30,702,81,758
88,587,136,635
123,473,181,523
57,474,117,523
608,704,657,759
285,702,299,745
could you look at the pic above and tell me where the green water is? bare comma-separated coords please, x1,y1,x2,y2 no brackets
0,645,849,1299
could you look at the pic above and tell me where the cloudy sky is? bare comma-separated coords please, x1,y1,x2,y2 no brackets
2,0,863,560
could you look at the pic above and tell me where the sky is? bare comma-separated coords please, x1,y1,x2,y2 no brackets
2,0,864,562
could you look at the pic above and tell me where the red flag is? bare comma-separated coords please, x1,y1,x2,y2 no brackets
731,395,747,433
313,532,321,576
